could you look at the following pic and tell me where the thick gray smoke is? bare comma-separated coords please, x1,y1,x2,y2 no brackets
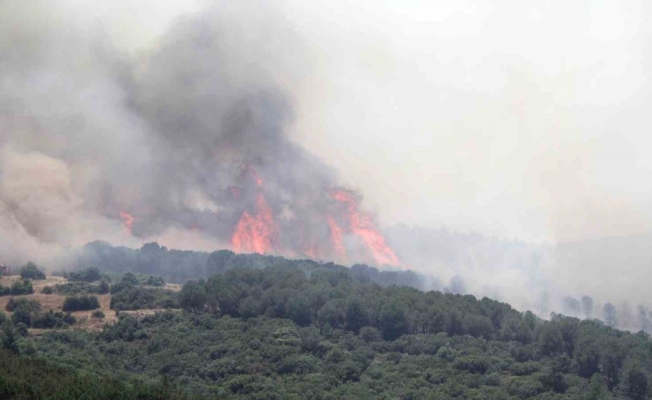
0,0,387,266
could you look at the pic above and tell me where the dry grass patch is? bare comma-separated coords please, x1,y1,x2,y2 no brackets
2,274,181,334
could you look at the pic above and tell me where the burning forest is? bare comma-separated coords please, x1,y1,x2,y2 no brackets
0,1,400,268
224,164,400,265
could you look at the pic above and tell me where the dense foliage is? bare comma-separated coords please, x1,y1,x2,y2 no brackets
0,280,34,297
62,295,100,312
0,256,650,399
66,266,103,282
55,281,110,295
5,298,41,313
0,350,187,400
19,262,46,280
4,298,76,329
107,272,178,311
74,242,422,287
110,287,179,311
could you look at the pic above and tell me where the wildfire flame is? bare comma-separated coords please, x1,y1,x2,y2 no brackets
229,165,399,266
119,211,135,235
245,164,264,187
330,189,400,266
327,216,346,261
303,244,321,260
231,167,276,254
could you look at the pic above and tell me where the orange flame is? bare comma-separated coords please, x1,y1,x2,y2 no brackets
304,245,322,260
330,189,399,266
327,216,346,261
232,165,276,253
119,211,134,235
231,193,276,254
245,164,264,187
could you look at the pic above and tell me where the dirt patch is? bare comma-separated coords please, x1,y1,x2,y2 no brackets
2,275,180,334
164,283,182,292
0,276,68,312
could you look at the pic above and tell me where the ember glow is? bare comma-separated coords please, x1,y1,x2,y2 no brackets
119,211,135,235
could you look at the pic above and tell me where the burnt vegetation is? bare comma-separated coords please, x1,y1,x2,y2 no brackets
1,248,652,399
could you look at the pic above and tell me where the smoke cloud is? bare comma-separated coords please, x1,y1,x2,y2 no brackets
0,0,397,267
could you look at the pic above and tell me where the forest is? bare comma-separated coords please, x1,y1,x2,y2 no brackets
1,247,652,399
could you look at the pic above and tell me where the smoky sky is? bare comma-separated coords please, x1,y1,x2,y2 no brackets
6,0,650,245
287,0,652,244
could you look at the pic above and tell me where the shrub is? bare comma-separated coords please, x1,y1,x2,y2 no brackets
67,266,102,282
110,287,178,311
19,262,46,280
122,272,140,286
11,306,32,326
31,311,76,329
5,298,41,312
62,295,100,312
55,280,109,295
92,310,105,319
145,275,165,287
110,273,140,294
41,286,54,294
9,280,34,296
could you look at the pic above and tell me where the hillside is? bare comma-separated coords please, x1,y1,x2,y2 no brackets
1,250,651,399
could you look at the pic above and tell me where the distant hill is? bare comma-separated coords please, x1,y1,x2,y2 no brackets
2,251,651,399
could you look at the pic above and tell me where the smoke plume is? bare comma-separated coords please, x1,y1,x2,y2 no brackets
0,0,399,268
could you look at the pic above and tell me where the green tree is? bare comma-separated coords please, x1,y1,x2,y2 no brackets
20,262,46,280
620,363,649,400
1,321,18,354
180,280,207,311
379,300,408,340
539,322,563,356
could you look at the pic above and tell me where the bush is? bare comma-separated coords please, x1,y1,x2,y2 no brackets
67,266,102,282
41,286,54,294
92,310,105,319
9,280,34,296
62,295,100,312
31,311,76,329
110,287,179,311
19,262,46,280
110,273,140,294
145,275,165,287
11,306,32,326
122,272,140,286
55,280,109,295
5,298,41,312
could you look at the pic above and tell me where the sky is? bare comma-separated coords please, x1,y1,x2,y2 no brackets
51,0,652,244
287,0,652,243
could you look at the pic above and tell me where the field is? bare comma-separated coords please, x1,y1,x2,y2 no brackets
0,275,180,333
